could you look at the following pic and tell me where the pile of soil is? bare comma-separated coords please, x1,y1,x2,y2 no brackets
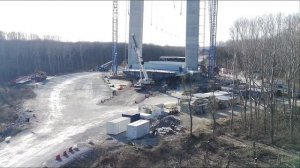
152,115,181,129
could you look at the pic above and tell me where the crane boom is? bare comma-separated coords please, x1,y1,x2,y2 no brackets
131,34,153,87
132,34,149,80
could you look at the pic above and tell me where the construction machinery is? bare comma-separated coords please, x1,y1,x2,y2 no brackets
98,61,113,72
131,34,154,90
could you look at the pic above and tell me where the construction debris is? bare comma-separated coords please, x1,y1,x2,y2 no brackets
154,115,180,128
151,115,182,136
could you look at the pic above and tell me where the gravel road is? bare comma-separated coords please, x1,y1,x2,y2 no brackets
0,72,136,167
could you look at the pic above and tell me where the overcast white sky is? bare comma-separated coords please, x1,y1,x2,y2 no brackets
0,1,299,46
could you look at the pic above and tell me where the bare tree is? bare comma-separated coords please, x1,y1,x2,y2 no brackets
282,14,300,142
181,74,193,136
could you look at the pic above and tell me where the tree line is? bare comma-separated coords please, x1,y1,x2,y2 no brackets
220,13,300,144
0,31,184,83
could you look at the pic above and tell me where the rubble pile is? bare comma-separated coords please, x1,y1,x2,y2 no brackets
157,127,174,135
152,115,183,136
154,115,180,128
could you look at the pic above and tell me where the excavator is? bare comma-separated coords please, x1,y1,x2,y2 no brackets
131,34,154,90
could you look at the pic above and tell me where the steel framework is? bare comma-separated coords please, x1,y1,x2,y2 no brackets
199,0,207,52
112,0,118,75
208,0,218,76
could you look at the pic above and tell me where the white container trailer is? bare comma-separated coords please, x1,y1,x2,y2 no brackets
127,120,150,139
106,117,131,135
140,112,152,120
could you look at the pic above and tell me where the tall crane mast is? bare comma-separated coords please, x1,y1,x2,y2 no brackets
208,0,218,77
199,0,207,53
112,0,118,76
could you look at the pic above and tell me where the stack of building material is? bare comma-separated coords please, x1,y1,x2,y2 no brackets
138,104,162,118
193,91,230,99
106,117,131,135
126,120,150,139
163,103,178,114
216,95,235,108
180,98,207,115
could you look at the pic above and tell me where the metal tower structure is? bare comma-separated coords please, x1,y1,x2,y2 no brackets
208,0,218,76
112,0,118,75
199,0,207,52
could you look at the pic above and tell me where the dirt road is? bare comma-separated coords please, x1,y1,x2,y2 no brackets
0,72,137,167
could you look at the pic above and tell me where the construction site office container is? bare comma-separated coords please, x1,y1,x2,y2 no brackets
106,117,130,135
140,112,152,120
122,113,140,122
127,120,150,139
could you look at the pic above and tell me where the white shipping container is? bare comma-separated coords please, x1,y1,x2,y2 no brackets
127,120,150,139
106,117,131,135
140,112,152,119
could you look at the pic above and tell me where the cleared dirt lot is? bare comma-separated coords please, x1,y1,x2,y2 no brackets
1,72,298,167
0,72,139,167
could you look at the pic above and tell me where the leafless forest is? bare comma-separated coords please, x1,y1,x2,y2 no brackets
218,13,300,146
0,31,184,83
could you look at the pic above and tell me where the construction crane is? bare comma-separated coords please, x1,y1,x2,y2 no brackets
199,0,207,53
112,0,118,76
208,0,218,77
131,34,154,90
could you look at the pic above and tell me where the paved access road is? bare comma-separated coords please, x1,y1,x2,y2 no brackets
0,72,136,167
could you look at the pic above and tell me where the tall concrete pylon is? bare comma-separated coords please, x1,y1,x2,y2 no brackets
185,0,200,71
127,0,200,71
128,0,144,68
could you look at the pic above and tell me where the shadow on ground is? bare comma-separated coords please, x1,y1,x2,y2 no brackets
109,132,160,147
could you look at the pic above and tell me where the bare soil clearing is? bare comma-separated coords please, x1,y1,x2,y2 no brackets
0,85,36,142
66,113,299,168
